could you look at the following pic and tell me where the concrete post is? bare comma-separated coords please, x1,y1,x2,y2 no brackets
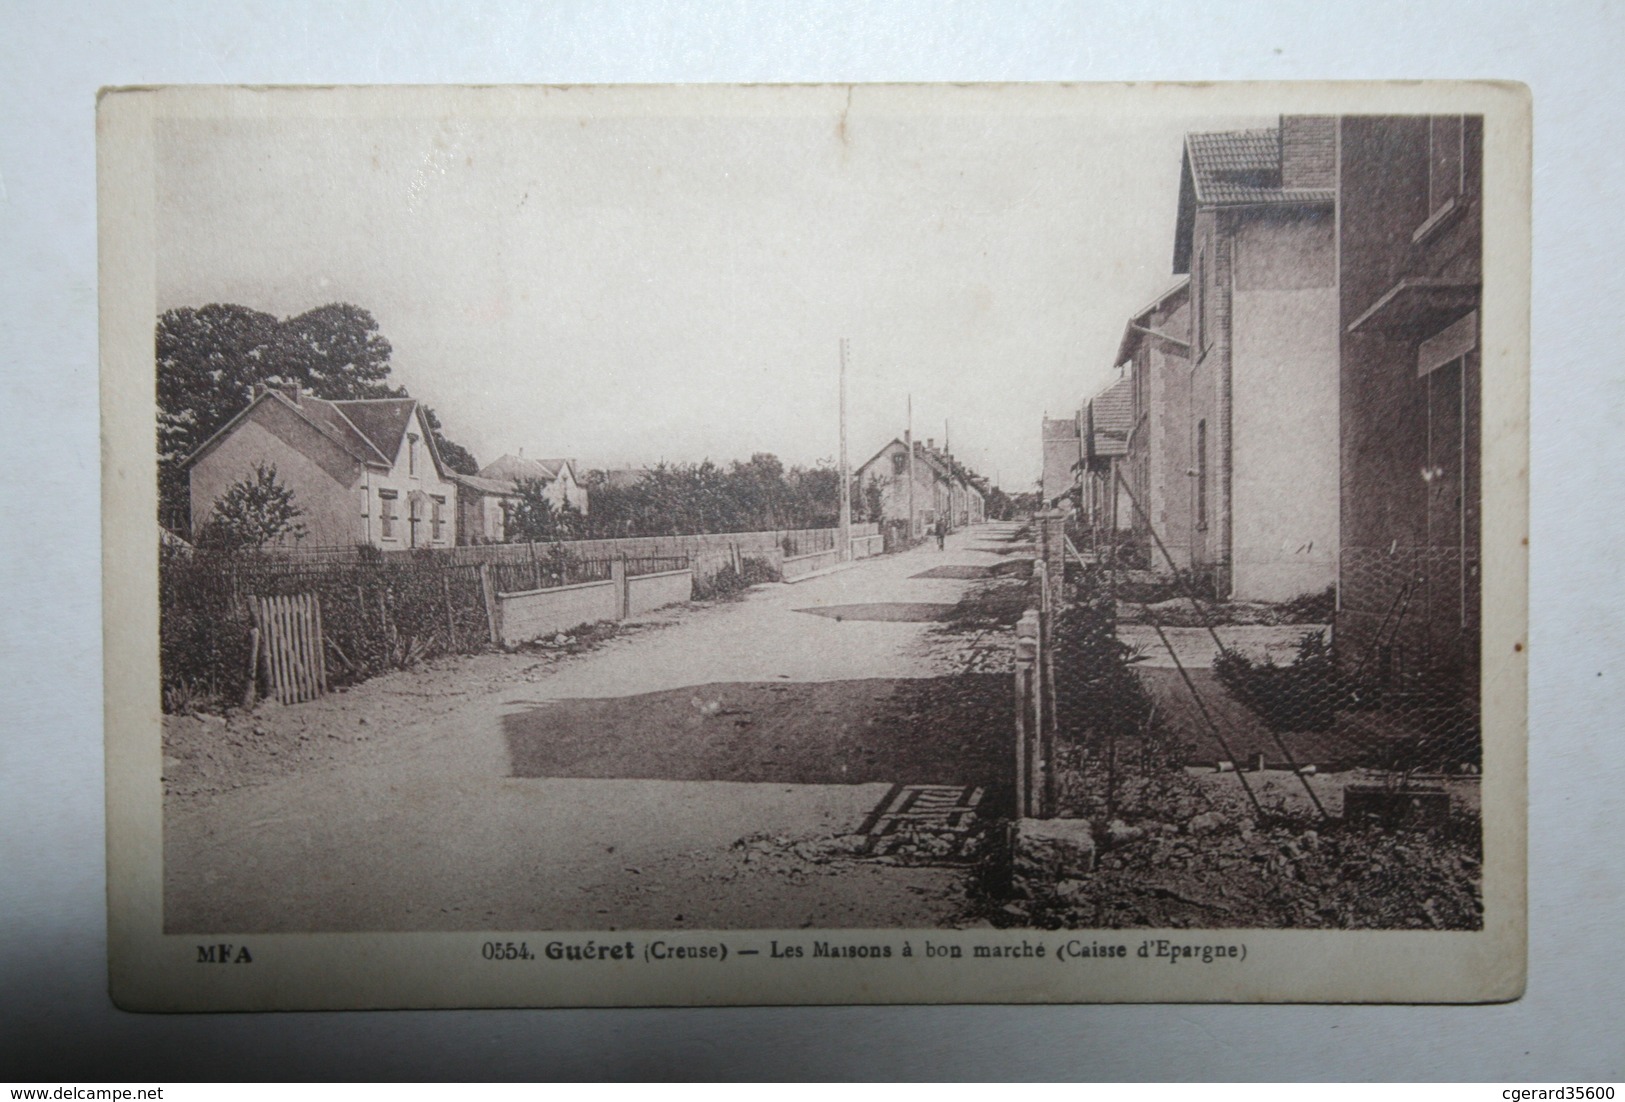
1035,508,1067,612
1015,609,1040,819
611,555,628,620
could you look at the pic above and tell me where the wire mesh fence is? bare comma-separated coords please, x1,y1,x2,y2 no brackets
1023,498,1483,830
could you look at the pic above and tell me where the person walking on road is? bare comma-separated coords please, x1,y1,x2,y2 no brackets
934,518,946,551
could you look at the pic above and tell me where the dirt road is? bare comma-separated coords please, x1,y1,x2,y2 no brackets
164,525,1021,933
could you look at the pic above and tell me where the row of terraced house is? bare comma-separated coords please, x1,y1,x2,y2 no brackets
1047,113,1483,690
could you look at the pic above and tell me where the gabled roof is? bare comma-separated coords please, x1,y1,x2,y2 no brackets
332,398,417,464
855,437,907,477
1173,125,1335,273
594,468,651,490
183,386,449,478
1115,277,1192,366
1086,375,1135,459
449,472,517,496
479,454,576,485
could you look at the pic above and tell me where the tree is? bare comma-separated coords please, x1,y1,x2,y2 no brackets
505,477,582,543
269,303,395,399
861,474,885,524
157,302,481,522
417,405,479,476
196,464,307,551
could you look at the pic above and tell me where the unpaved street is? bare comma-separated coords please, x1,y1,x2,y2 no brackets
165,526,1022,932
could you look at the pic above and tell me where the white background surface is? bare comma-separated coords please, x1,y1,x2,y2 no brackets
1,0,1620,1081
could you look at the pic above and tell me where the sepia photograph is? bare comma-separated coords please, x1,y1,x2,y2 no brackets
99,82,1529,1009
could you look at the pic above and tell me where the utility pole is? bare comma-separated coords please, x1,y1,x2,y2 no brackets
838,338,852,561
906,393,917,540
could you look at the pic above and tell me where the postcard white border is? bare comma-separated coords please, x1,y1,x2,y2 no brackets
101,81,1530,1010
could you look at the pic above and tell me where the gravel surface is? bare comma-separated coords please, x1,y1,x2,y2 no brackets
164,530,1019,933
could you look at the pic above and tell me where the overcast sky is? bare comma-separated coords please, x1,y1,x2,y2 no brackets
156,89,1267,489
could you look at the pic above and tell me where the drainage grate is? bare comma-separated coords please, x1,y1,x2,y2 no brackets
856,783,987,860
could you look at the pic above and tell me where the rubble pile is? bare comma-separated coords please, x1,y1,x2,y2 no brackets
1001,778,1483,931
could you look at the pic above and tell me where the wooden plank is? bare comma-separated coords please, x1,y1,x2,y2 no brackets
301,594,315,700
275,596,293,704
262,597,282,704
293,594,309,701
243,626,260,708
314,592,328,693
261,597,278,704
443,573,457,652
286,595,302,703
478,562,498,644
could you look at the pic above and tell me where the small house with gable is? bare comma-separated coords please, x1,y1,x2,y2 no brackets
185,383,459,550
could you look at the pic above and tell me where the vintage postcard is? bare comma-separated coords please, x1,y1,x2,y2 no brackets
100,82,1529,1009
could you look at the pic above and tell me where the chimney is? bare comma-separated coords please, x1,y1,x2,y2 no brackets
1279,115,1336,190
927,438,935,450
251,382,267,400
280,381,301,405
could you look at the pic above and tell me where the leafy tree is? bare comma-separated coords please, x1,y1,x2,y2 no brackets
268,303,395,399
196,463,307,551
417,405,479,475
505,477,582,543
157,302,480,522
861,474,884,523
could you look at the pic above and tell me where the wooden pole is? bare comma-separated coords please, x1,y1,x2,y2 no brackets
244,624,260,708
442,572,457,652
839,338,852,561
313,593,328,694
478,561,499,645
906,394,916,540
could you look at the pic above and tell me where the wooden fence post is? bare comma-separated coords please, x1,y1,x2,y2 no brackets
612,555,629,620
478,561,499,645
442,572,458,652
243,622,261,708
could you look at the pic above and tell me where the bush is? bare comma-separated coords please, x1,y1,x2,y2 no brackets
159,547,493,711
1213,630,1341,731
1279,584,1336,624
693,555,779,600
1052,577,1154,746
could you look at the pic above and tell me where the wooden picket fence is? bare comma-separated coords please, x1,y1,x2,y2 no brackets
250,593,328,705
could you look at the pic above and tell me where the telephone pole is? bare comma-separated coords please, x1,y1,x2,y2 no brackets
838,338,852,561
906,393,917,540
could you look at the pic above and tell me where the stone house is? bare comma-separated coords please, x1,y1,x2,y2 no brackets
448,473,516,544
185,383,459,550
855,436,980,537
1080,373,1134,536
476,454,590,518
1170,116,1341,601
1118,278,1194,568
1041,415,1083,511
1337,114,1483,690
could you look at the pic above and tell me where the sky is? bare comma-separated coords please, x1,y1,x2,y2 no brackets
155,88,1268,490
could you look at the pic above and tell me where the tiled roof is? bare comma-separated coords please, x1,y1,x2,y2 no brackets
479,454,572,484
330,398,417,464
595,468,651,490
1088,376,1135,458
183,387,434,473
294,396,390,463
1186,128,1335,206
449,472,516,496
